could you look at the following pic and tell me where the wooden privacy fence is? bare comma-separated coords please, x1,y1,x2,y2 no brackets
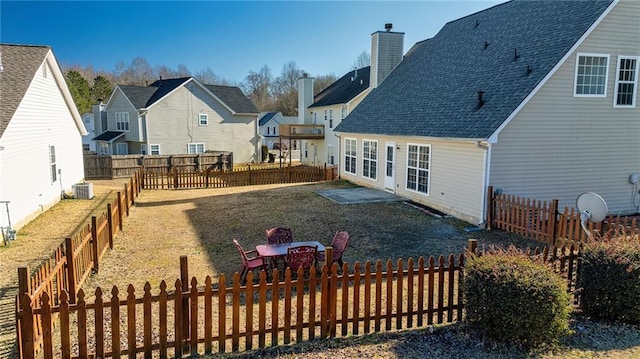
142,165,337,190
486,186,639,245
15,173,141,358
17,249,465,359
84,152,233,179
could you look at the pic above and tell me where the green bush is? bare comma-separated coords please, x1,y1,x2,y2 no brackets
577,234,640,324
464,246,572,349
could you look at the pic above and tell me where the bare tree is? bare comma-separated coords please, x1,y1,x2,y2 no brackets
314,73,337,95
242,65,273,111
194,67,230,85
121,57,155,86
353,51,371,69
273,61,304,116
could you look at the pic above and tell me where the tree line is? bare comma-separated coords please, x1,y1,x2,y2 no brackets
63,51,370,116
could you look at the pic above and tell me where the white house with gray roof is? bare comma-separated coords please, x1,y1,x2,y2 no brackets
298,24,404,168
0,44,87,229
335,0,640,225
94,77,261,163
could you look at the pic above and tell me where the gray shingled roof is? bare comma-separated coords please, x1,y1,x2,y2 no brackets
0,44,51,137
204,84,260,114
334,0,613,139
310,66,370,108
116,78,258,115
259,112,278,126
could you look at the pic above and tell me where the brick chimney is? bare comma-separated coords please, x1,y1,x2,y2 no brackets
370,23,404,88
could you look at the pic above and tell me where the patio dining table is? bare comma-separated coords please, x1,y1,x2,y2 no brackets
256,241,325,258
256,241,325,270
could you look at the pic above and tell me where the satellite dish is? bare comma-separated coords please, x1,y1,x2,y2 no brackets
576,192,608,237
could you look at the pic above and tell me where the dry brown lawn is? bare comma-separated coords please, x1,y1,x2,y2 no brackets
2,179,640,358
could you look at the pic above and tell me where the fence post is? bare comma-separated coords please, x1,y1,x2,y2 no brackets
486,186,493,230
91,216,99,273
174,168,179,189
129,178,135,205
17,267,31,307
65,238,77,304
550,199,559,246
180,256,190,348
117,192,123,231
123,184,130,216
19,293,34,359
467,239,478,254
248,164,252,185
107,203,114,249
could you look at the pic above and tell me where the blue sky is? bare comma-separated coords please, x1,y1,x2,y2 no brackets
1,1,507,84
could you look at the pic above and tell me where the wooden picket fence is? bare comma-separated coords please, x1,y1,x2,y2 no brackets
17,248,465,359
486,186,639,245
15,172,142,358
142,165,337,190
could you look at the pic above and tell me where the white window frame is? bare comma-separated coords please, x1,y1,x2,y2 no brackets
98,142,109,156
199,113,208,126
613,55,639,108
329,109,334,129
49,145,57,183
344,138,357,174
362,139,377,180
327,145,335,165
141,144,147,155
115,112,130,131
187,143,205,154
150,144,161,155
82,144,90,152
341,107,347,119
574,53,610,97
406,144,431,195
116,143,128,155
324,109,327,121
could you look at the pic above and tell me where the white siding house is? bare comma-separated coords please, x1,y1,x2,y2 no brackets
335,0,639,225
0,44,87,229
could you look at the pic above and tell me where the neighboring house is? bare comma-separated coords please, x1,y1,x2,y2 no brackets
298,24,403,168
81,113,96,153
0,44,87,229
259,111,299,150
335,0,640,225
93,77,260,163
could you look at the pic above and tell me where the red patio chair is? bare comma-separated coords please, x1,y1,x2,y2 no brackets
233,239,266,284
317,231,350,269
265,226,293,244
286,245,317,276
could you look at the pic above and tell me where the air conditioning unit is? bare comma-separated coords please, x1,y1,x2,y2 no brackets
72,183,94,199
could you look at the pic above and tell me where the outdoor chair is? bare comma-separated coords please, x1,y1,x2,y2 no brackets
286,245,317,277
233,239,267,284
317,231,350,270
265,226,293,245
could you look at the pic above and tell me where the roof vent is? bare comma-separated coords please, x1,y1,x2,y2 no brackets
484,41,489,49
385,23,393,32
477,91,485,108
475,19,480,28
514,49,520,61
526,65,532,76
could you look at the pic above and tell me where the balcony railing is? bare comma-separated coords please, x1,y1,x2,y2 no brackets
279,124,324,139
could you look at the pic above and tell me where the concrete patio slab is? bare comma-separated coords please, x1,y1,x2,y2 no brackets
315,187,406,205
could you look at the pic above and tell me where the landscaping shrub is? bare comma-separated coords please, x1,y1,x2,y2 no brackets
577,233,640,324
464,246,572,349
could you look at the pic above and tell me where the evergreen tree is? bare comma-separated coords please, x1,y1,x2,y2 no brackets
65,70,92,114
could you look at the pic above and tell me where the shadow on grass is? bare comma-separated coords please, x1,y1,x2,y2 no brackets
205,317,640,359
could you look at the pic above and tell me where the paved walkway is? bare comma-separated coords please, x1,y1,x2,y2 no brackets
315,187,406,204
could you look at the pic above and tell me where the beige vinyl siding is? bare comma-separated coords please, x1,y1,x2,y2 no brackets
0,57,85,229
146,84,257,162
105,90,140,141
339,134,486,224
490,0,640,215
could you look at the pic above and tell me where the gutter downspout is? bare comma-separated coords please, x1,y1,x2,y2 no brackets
479,142,492,228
